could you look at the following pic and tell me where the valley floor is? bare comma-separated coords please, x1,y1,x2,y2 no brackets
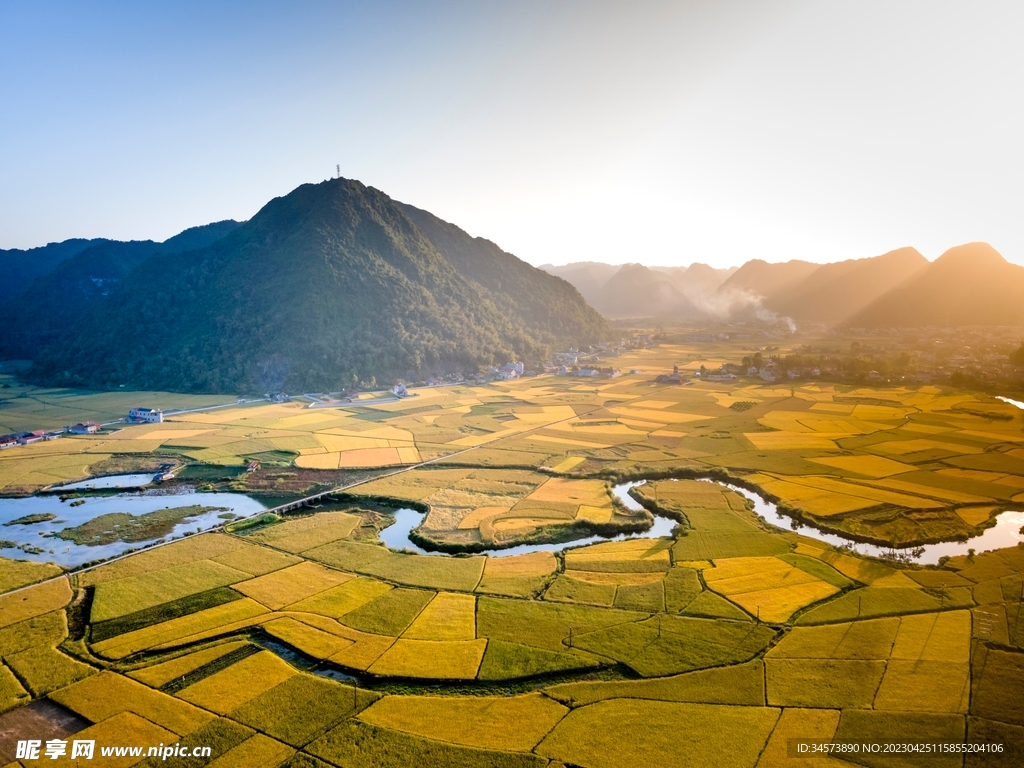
1,341,1023,766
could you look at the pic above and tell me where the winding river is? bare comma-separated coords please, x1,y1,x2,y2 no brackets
380,478,1024,566
381,394,1024,564
3,458,1023,571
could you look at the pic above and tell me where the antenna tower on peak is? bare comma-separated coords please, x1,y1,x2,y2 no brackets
336,164,340,179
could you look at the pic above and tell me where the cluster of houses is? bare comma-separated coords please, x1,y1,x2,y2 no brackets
572,367,623,379
0,419,103,449
0,429,63,449
1,406,166,452
745,363,820,383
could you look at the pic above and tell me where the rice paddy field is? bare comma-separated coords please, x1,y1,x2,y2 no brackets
1,343,1023,765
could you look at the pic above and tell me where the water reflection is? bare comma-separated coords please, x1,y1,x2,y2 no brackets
52,473,156,490
0,486,265,567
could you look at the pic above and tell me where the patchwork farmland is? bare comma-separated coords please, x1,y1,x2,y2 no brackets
1,342,1023,766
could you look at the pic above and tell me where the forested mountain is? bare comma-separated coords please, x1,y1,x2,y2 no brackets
846,243,1024,327
763,247,928,325
0,238,110,304
158,220,242,253
26,179,605,393
396,204,605,343
0,221,241,359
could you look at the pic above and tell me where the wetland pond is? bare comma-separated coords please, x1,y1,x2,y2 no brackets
0,476,265,567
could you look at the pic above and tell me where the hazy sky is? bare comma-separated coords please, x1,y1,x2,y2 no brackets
2,1,1023,268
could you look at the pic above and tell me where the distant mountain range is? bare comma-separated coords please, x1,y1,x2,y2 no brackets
3,179,605,393
540,262,737,319
545,243,1024,328
1,222,242,360
846,242,1024,328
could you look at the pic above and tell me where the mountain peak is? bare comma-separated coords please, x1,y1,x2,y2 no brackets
847,242,1024,328
932,242,1006,269
25,178,606,392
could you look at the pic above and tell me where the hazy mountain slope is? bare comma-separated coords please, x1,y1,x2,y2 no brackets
651,263,736,299
538,262,621,303
765,247,928,324
29,179,605,393
0,221,242,359
589,263,699,318
541,261,736,319
0,238,109,304
715,258,821,302
396,204,605,343
846,242,1024,328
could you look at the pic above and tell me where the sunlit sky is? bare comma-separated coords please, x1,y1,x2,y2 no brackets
2,1,1023,268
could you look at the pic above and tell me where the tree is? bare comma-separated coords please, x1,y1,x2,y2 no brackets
1011,343,1024,366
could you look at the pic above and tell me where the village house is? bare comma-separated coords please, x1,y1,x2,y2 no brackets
0,434,18,449
496,362,523,380
656,373,684,384
129,407,164,423
68,421,100,434
270,392,290,403
705,370,737,382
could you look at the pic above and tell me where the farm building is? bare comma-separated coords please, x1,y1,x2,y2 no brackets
496,363,521,381
128,407,163,423
0,434,17,449
68,421,100,434
16,431,51,444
